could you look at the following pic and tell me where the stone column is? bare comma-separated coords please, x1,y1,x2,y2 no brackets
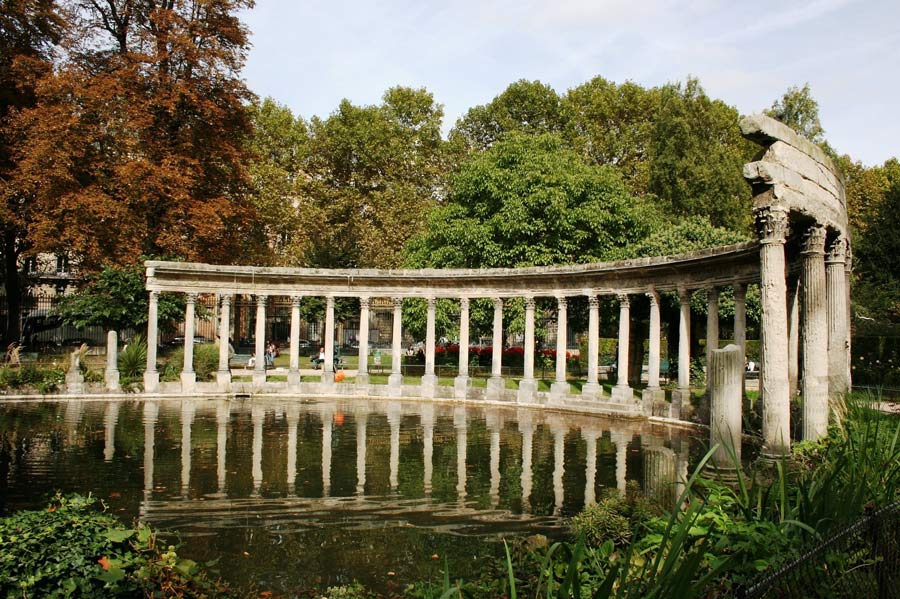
322,295,336,384
845,247,853,389
733,283,747,397
357,296,371,385
612,294,634,402
787,276,800,398
709,344,743,471
217,295,232,387
389,298,403,394
486,297,505,399
518,297,537,402
253,295,267,386
757,207,791,456
673,287,692,411
826,236,849,400
706,287,719,374
144,291,160,392
106,330,120,391
583,294,602,397
421,296,437,396
181,293,197,391
801,224,829,441
643,289,664,404
454,297,471,399
550,296,570,398
287,295,302,387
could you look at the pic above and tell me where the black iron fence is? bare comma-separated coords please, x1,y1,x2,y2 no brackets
738,501,900,599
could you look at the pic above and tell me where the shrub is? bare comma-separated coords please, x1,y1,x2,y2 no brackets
163,344,219,382
569,481,657,548
118,337,147,378
0,493,233,598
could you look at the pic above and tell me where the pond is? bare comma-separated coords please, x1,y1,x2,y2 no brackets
0,397,698,594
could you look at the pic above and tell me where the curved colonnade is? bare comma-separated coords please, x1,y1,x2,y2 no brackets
142,115,852,453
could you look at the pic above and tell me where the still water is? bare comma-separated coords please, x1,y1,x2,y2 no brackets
0,398,696,594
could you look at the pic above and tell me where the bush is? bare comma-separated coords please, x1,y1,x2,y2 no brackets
118,337,147,378
569,481,657,547
0,365,65,394
163,344,219,382
0,493,233,598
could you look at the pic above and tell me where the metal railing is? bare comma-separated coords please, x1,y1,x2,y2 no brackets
738,501,900,599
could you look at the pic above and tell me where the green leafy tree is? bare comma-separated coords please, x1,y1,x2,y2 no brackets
54,264,187,336
648,78,756,231
765,83,825,143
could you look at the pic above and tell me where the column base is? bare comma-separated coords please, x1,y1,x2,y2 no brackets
286,370,301,388
642,387,666,417
252,371,267,386
671,388,693,419
517,378,537,403
420,374,437,397
181,372,196,392
355,372,369,386
486,376,505,399
105,370,120,392
217,369,232,385
611,384,634,403
581,382,603,399
388,373,403,397
320,370,335,385
144,371,159,393
454,375,471,399
549,381,570,400
66,372,85,394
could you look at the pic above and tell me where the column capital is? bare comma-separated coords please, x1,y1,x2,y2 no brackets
255,294,268,306
358,296,370,309
825,234,848,264
459,296,470,309
291,295,303,307
733,282,747,301
646,289,659,305
677,287,691,304
755,207,790,244
392,297,403,309
708,287,719,301
325,295,335,307
616,293,630,306
845,245,853,272
220,294,232,308
149,290,159,302
556,296,567,308
492,297,504,309
524,296,536,310
800,223,827,255
185,292,198,305
426,296,436,308
588,294,600,308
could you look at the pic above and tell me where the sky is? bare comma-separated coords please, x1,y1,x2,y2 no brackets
239,0,899,166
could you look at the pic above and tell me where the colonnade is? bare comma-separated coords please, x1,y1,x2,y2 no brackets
120,399,690,513
145,285,750,409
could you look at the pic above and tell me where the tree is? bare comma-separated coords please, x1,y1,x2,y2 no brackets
648,78,756,231
449,79,564,153
54,264,186,336
6,0,256,274
300,86,447,268
766,83,825,143
562,76,661,195
244,97,310,265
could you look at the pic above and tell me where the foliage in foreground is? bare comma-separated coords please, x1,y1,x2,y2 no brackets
0,493,233,598
0,365,65,394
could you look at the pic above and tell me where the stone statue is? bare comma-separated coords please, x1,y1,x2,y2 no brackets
69,343,88,372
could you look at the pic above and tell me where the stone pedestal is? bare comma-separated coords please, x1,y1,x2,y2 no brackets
252,371,268,386
454,375,471,399
549,380,570,401
517,378,537,403
581,381,603,398
218,370,234,390
611,384,634,403
420,374,437,398
66,370,85,394
355,373,369,386
144,371,159,393
105,331,120,392
709,344,743,471
388,373,403,397
180,371,196,392
486,376,505,399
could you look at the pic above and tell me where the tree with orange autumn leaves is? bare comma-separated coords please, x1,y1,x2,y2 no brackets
0,0,256,342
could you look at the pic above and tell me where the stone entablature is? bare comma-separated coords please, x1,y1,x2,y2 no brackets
145,241,760,298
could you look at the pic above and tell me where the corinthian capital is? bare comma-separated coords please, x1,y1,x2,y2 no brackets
800,223,826,255
825,235,848,264
755,207,790,244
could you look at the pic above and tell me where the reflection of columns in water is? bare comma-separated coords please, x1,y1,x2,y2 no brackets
181,400,195,496
216,400,230,494
610,431,631,493
355,405,369,496
251,402,264,495
642,440,676,507
143,401,158,496
582,428,600,506
320,404,334,497
518,411,534,512
550,420,567,514
286,402,300,493
387,401,401,491
64,401,83,442
486,410,502,508
103,401,120,462
454,406,467,503
421,403,434,496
